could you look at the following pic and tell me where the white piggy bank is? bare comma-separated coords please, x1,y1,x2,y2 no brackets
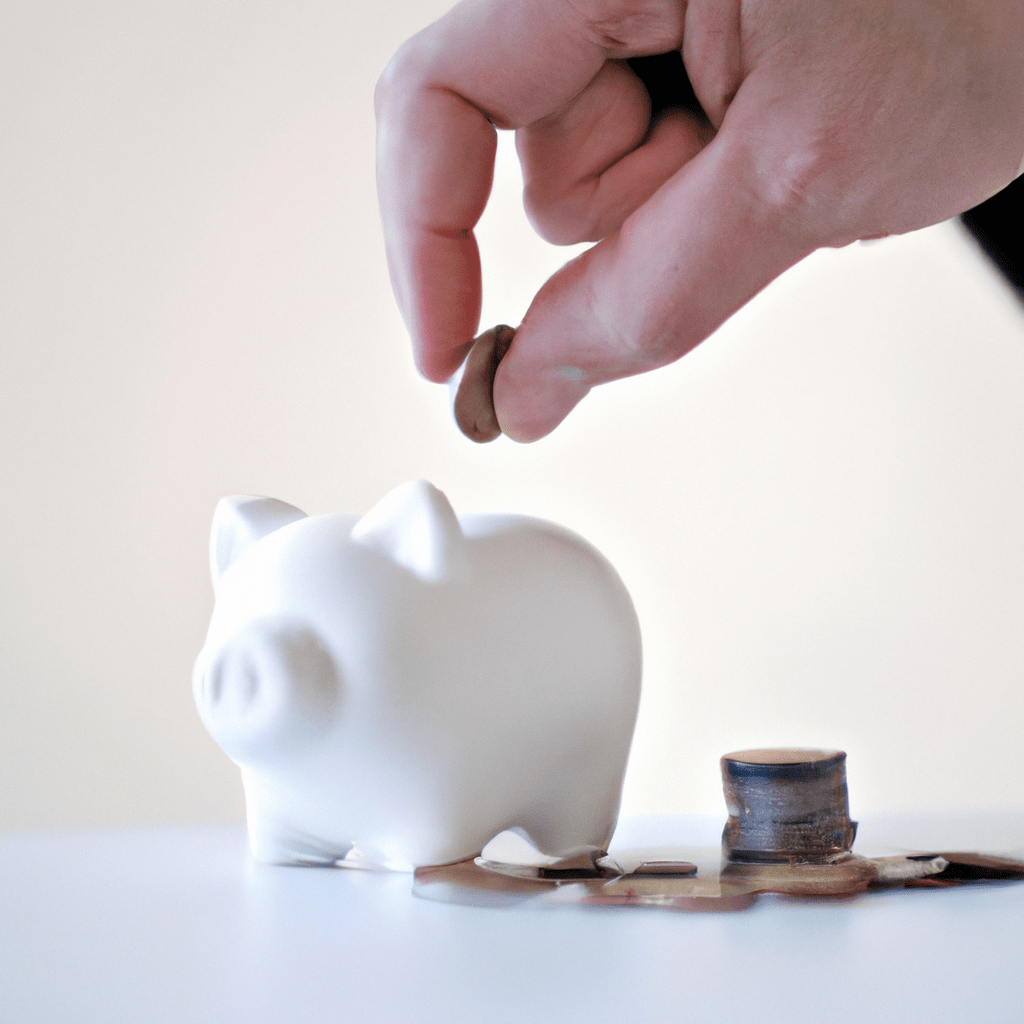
193,480,642,870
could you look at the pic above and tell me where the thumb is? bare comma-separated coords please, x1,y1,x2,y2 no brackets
493,126,817,442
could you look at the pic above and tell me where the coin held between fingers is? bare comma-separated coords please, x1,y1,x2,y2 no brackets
450,324,516,443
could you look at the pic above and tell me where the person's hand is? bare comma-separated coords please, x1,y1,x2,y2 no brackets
376,0,1024,442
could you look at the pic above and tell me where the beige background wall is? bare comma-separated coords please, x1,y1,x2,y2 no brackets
3,0,1023,834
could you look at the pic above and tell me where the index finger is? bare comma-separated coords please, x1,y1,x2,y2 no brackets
374,0,641,381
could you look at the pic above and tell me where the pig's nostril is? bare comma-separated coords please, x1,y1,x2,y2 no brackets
240,661,260,707
203,662,223,705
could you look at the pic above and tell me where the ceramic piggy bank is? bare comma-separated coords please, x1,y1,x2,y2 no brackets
193,480,642,870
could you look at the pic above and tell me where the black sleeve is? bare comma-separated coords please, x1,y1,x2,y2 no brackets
960,176,1024,304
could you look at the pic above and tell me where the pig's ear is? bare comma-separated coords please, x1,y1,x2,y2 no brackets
350,480,469,583
210,495,307,588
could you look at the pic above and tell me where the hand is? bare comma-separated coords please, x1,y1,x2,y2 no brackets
376,0,1024,441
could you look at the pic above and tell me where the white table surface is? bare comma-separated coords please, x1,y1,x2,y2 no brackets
2,813,1022,1024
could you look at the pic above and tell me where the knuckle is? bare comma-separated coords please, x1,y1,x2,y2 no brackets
523,187,600,245
757,144,830,215
593,302,681,371
624,325,682,367
572,0,685,53
374,36,432,115
745,127,854,239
